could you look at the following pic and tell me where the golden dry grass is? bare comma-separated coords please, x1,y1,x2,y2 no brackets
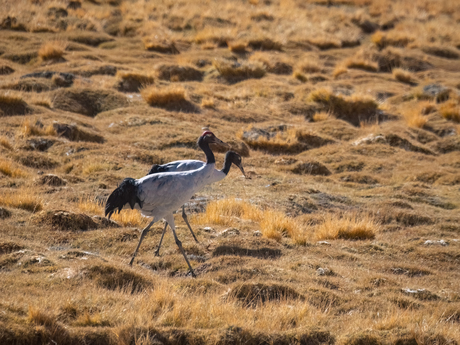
78,198,148,227
0,159,27,177
1,0,460,343
393,68,416,84
343,57,378,72
212,59,266,80
0,136,13,150
260,210,306,244
19,119,56,137
141,85,186,106
439,100,460,123
116,71,154,86
0,189,42,212
201,98,215,109
194,198,263,226
371,30,415,49
38,40,67,61
313,111,330,122
313,214,378,241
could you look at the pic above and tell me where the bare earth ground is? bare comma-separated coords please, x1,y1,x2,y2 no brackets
1,0,460,344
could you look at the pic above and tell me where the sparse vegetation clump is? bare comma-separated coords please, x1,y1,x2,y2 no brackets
314,214,378,241
19,119,56,137
308,88,379,126
393,68,416,84
0,190,42,212
212,59,266,81
0,159,27,177
371,30,415,49
115,71,154,92
439,100,460,123
0,93,31,116
38,41,67,61
141,85,186,107
142,37,179,54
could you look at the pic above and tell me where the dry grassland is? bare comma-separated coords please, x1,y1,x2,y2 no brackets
1,0,460,344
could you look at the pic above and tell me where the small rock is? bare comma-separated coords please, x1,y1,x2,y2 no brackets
401,288,439,301
188,254,207,263
422,84,450,102
274,158,297,165
203,227,213,233
353,134,387,146
424,239,448,246
25,138,55,152
253,230,262,237
0,207,12,219
219,228,240,237
317,241,331,246
316,267,334,276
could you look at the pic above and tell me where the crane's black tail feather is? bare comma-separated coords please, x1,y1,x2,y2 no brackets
105,178,142,219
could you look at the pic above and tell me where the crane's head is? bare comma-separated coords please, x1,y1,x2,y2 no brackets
200,131,229,147
227,151,247,178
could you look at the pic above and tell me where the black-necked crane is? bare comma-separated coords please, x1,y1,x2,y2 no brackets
147,150,246,256
105,131,228,277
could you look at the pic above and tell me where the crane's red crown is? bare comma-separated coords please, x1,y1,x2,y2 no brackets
201,131,214,137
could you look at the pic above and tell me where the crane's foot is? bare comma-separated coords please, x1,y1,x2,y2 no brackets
188,270,197,278
154,249,160,257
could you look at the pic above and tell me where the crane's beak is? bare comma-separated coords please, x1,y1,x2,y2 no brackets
210,136,230,148
235,161,248,178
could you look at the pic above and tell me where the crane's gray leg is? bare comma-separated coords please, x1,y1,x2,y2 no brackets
129,219,156,266
164,214,196,278
182,205,198,243
154,222,168,256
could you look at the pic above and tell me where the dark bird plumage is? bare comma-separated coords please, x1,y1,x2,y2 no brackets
105,178,143,219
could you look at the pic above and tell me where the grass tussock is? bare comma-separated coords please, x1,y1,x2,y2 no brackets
78,198,148,227
0,136,13,150
38,40,67,61
81,162,112,175
238,126,333,154
19,119,56,137
260,210,306,244
403,105,428,128
343,57,378,72
313,112,330,122
201,98,215,109
195,28,231,47
308,88,379,126
332,66,348,78
371,30,415,49
195,198,263,226
142,37,179,54
439,100,460,123
195,198,306,243
141,85,186,107
212,59,266,80
0,93,30,116
228,41,247,53
0,190,43,212
0,159,28,177
393,68,416,84
313,214,378,241
116,71,154,90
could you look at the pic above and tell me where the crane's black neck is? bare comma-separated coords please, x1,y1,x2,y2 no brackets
221,151,233,175
198,136,215,164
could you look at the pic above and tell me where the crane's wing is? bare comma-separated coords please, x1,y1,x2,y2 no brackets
147,160,204,175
